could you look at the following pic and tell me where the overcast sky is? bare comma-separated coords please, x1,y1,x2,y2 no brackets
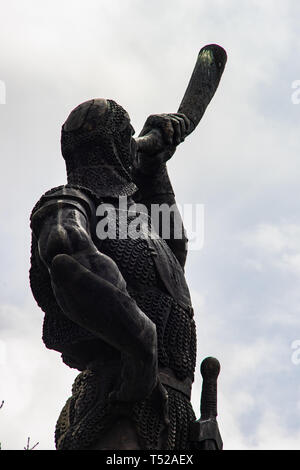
1,0,300,450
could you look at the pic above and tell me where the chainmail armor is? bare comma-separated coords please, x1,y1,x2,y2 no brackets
61,99,137,197
31,183,197,449
31,93,198,448
55,370,196,450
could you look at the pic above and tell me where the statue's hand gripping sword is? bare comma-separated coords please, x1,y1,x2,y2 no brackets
137,44,227,154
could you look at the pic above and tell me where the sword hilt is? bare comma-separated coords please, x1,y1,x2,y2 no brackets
189,357,223,450
200,356,220,420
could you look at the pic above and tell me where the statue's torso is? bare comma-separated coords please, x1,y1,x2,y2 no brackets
97,205,196,382
30,186,196,383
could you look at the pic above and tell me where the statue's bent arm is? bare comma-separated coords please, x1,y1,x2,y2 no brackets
134,164,188,268
133,113,190,268
32,200,159,403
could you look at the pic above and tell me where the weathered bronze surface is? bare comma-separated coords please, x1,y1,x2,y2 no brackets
29,46,226,450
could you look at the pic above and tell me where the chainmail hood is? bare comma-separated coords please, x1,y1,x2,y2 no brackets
61,98,138,198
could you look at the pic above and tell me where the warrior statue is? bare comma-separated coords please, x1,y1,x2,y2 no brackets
29,45,227,450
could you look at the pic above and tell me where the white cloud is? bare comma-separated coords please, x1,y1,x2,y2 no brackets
253,410,300,450
240,223,300,276
0,301,77,450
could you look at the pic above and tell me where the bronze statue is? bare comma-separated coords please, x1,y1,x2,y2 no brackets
29,45,226,450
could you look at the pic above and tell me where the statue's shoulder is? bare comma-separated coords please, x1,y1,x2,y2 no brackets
30,184,99,221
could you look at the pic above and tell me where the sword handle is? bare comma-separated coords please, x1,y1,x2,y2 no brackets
189,357,223,449
200,357,220,420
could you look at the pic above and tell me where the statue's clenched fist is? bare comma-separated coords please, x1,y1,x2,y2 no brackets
140,113,191,146
135,113,191,175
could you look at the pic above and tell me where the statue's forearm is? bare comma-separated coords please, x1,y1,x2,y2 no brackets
50,253,160,403
133,163,175,203
133,164,188,268
133,114,189,268
51,254,156,360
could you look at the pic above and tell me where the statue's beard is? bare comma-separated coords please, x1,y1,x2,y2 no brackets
67,163,137,198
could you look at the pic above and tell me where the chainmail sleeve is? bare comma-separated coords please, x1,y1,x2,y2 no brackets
133,164,188,268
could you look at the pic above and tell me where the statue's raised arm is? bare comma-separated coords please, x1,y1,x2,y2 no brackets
133,44,227,268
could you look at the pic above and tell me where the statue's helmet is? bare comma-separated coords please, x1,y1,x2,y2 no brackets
61,98,137,197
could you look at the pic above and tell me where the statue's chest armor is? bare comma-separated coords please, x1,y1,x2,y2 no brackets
94,208,196,381
30,186,196,379
93,208,191,307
